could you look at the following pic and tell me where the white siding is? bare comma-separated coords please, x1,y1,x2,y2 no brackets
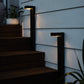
21,0,84,13
36,29,84,49
9,0,19,6
20,0,84,83
36,8,84,28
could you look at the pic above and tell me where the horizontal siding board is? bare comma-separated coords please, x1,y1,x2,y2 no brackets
21,0,33,2
19,0,22,7
36,29,84,49
21,0,84,13
45,62,58,70
36,8,84,28
21,0,30,3
21,1,33,8
21,2,84,28
65,49,83,70
22,29,30,37
36,45,83,70
20,0,84,83
22,15,30,28
36,45,58,64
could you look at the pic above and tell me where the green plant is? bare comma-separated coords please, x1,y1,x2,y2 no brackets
65,40,84,84
8,5,19,18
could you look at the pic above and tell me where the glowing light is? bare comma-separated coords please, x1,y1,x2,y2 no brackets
24,8,32,10
51,35,61,37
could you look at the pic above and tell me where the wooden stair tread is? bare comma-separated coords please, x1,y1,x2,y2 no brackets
0,25,58,83
0,37,29,39
0,67,57,80
0,50,45,71
0,50,44,56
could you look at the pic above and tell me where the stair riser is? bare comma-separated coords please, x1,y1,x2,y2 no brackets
0,38,32,51
0,25,22,37
0,32,22,37
0,53,45,71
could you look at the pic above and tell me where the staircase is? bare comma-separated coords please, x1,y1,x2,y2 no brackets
0,25,58,84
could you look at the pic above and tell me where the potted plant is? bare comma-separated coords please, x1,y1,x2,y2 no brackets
65,40,84,84
6,5,20,25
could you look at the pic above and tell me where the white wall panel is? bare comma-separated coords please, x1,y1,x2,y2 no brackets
22,15,30,28
21,1,33,8
19,0,21,7
45,62,58,70
21,0,31,3
21,0,84,13
65,49,83,70
36,29,84,49
36,45,58,64
22,29,30,37
36,8,84,28
20,0,84,83
36,45,83,70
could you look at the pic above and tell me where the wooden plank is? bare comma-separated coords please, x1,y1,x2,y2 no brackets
0,51,45,71
0,37,32,51
0,67,57,84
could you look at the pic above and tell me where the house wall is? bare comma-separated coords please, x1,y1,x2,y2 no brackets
3,0,19,8
9,0,19,7
19,0,84,83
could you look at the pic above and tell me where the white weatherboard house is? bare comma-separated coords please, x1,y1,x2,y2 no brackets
19,0,84,83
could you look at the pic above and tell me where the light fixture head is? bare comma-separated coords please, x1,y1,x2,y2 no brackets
51,32,64,37
24,6,35,10
24,8,32,10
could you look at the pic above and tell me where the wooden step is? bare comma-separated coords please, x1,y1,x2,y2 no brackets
0,51,45,71
0,37,32,51
0,25,22,37
0,67,58,84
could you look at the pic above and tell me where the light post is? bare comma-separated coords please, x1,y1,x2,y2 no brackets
51,32,65,84
24,6,36,51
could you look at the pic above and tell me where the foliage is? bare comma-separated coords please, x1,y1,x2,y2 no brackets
65,40,84,84
8,5,19,18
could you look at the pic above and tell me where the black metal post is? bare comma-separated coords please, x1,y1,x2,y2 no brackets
24,6,36,51
30,6,36,51
51,32,65,84
57,33,65,84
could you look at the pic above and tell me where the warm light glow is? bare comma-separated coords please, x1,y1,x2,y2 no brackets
6,18,19,25
24,8,32,10
51,35,61,37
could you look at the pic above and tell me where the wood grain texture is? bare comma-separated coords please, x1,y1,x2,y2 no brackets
0,25,58,84
0,51,45,71
0,25,22,37
0,67,57,84
0,37,32,51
